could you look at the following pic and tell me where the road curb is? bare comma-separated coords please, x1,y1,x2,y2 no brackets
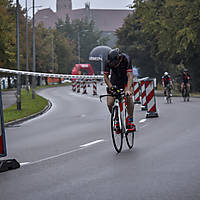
4,100,52,127
155,90,200,98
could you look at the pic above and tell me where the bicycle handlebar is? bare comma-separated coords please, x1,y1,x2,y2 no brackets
99,90,128,102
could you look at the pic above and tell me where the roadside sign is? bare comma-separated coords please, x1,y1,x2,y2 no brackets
0,87,7,157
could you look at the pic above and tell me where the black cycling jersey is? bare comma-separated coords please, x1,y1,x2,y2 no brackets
182,73,190,84
104,53,132,89
162,75,172,87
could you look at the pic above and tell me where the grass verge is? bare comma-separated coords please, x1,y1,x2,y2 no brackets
3,89,48,123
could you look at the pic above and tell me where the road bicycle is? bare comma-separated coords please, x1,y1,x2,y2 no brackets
165,84,172,104
100,88,135,153
182,83,190,102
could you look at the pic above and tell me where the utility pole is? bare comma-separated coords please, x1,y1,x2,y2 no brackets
16,0,21,110
51,34,54,84
32,0,36,99
51,34,54,73
77,32,80,64
25,0,29,92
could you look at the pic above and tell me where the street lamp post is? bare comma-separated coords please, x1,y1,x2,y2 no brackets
25,1,42,92
51,33,54,84
16,0,21,110
32,0,36,99
25,0,29,92
77,30,88,64
77,32,80,64
51,34,54,73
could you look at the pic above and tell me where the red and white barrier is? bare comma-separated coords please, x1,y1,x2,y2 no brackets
133,81,141,104
140,80,147,111
72,80,76,92
82,79,87,94
87,79,90,87
93,81,97,95
76,80,80,93
145,79,159,118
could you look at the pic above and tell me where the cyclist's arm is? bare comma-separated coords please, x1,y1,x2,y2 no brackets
126,56,133,91
104,61,112,88
162,79,165,87
127,71,133,90
169,77,173,86
104,73,112,88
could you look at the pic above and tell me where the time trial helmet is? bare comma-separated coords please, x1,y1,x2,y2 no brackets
107,48,121,67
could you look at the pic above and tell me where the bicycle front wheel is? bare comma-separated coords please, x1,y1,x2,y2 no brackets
111,106,123,153
125,109,134,149
125,131,134,149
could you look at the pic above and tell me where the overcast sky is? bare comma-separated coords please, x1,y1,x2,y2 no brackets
20,0,133,16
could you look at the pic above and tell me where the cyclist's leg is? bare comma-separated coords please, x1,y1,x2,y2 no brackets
126,92,136,131
126,95,134,118
187,83,190,101
181,82,184,96
187,83,190,95
164,87,167,96
124,84,134,117
107,95,115,113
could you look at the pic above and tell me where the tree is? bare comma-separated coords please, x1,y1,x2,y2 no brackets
54,30,77,74
56,17,109,64
0,0,16,70
35,24,77,74
116,0,200,90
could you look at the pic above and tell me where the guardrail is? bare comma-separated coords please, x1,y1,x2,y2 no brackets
0,68,104,80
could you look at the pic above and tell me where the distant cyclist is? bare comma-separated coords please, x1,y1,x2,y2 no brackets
104,48,135,132
162,72,173,99
181,68,191,97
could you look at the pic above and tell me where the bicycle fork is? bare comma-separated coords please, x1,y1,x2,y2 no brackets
118,98,128,133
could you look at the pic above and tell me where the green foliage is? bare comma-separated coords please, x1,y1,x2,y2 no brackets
116,0,200,90
0,0,16,69
56,17,109,64
34,24,77,74
54,30,77,73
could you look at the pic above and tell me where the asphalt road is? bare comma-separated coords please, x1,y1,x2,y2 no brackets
1,85,200,200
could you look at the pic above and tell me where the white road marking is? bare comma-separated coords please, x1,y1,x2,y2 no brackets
20,139,105,166
140,124,148,129
81,114,86,118
139,119,147,123
80,139,105,148
20,162,30,166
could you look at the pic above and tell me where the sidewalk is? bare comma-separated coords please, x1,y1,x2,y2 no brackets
2,90,16,109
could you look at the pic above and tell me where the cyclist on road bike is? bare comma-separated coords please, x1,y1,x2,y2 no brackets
181,68,191,97
104,48,135,132
162,72,173,99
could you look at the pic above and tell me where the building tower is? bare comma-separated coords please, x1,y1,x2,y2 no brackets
56,0,72,19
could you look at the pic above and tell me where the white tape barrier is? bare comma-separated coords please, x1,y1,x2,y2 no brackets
0,68,103,80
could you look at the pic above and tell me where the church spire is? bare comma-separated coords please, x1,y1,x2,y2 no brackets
56,0,72,13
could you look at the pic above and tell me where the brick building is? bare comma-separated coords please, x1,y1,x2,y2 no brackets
35,0,132,46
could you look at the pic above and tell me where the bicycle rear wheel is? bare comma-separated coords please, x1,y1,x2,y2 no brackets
111,106,123,153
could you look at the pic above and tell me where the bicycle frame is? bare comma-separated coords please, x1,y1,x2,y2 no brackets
115,95,127,133
183,83,190,101
166,84,172,103
100,89,134,152
100,89,128,133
